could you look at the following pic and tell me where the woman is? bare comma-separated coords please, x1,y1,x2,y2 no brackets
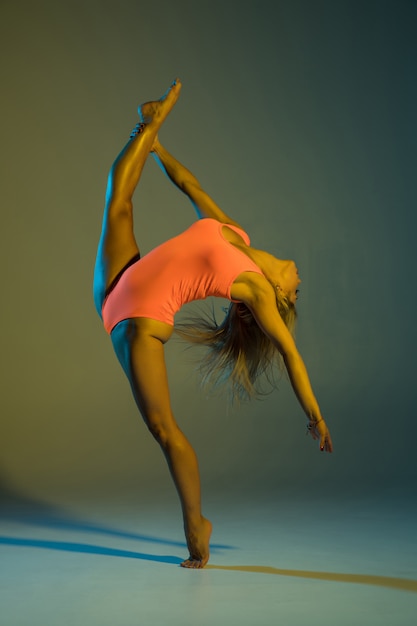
93,79,333,569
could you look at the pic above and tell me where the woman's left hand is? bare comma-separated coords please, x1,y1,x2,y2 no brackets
151,134,161,153
307,419,333,453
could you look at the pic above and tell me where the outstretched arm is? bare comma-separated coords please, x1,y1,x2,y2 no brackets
232,273,333,452
151,138,242,227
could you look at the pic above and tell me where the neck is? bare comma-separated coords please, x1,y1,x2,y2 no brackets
228,241,290,288
248,249,288,286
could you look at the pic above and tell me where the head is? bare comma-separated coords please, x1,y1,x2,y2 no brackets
269,259,301,316
275,260,301,306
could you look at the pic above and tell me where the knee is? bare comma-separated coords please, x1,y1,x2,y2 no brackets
145,414,178,448
106,199,133,220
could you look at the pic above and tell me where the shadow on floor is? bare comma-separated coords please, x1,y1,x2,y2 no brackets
0,477,232,552
206,564,417,593
1,534,416,593
2,478,416,592
0,535,183,565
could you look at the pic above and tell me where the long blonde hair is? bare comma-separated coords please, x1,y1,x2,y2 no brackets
175,292,297,402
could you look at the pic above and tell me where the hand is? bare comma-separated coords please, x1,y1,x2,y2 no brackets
151,134,161,153
307,419,333,453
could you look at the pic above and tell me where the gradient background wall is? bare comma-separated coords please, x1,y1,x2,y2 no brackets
1,0,416,507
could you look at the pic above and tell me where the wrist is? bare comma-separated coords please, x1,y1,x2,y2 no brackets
306,417,323,435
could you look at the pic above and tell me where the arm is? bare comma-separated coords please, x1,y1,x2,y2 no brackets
151,139,243,227
232,273,333,452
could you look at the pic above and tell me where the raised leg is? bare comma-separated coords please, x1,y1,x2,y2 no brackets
111,317,212,568
93,80,182,315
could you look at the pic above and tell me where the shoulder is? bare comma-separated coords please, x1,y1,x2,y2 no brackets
230,271,275,306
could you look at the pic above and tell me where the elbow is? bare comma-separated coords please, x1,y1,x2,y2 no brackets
182,180,201,196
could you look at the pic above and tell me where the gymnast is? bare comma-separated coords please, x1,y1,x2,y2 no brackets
93,79,333,569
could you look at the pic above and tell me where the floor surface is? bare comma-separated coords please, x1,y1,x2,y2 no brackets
1,487,416,626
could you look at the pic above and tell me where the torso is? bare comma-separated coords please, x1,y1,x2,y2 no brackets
102,219,268,336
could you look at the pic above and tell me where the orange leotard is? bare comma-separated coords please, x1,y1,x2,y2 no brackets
102,218,263,334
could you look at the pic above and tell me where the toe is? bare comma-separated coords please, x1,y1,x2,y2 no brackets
181,557,203,569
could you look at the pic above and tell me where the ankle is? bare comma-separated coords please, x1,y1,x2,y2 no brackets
129,122,146,139
184,514,204,532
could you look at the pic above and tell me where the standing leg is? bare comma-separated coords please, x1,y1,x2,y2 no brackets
111,317,212,569
93,79,182,315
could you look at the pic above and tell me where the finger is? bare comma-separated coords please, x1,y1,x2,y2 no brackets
321,434,333,453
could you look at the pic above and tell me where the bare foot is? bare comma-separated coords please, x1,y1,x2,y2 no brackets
138,78,182,126
181,516,212,569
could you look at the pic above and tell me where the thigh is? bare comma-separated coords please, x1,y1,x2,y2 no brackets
111,318,176,430
93,204,141,314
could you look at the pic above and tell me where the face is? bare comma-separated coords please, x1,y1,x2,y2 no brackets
281,261,301,304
